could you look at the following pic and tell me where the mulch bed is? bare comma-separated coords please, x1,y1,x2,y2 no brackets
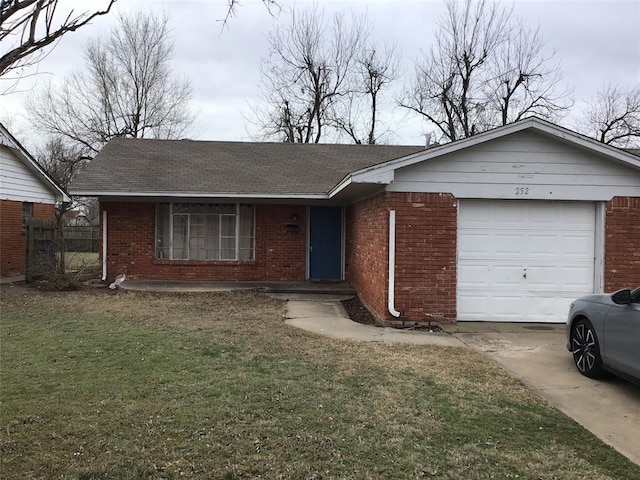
341,295,378,326
342,295,442,332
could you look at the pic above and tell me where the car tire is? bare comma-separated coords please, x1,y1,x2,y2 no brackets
570,318,604,378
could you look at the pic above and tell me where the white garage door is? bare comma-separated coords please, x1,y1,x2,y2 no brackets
457,200,595,322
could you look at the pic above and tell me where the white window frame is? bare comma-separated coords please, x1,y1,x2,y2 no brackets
155,203,255,261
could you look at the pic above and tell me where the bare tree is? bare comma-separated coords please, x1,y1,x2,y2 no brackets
255,5,372,143
331,42,399,144
577,84,640,147
0,0,115,78
221,0,280,28
37,135,86,190
26,11,195,155
34,136,85,274
484,21,572,126
400,0,571,143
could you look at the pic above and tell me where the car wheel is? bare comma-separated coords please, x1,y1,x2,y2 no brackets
570,319,603,378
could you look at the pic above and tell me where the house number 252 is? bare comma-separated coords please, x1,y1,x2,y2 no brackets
515,187,529,195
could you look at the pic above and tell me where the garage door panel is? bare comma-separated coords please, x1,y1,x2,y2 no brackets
457,200,595,323
559,266,594,288
561,236,594,257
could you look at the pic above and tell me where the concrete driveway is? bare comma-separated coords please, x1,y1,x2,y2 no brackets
445,322,640,465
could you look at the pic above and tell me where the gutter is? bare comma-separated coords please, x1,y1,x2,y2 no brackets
68,191,331,200
388,210,401,317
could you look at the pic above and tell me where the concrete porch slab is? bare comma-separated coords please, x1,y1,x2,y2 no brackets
118,279,356,295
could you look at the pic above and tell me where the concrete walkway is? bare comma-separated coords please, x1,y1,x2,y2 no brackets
119,279,356,295
274,293,465,347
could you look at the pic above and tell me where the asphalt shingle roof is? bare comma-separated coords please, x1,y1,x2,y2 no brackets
70,138,424,196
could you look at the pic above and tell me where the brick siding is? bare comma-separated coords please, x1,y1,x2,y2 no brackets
604,196,640,291
345,193,390,321
346,192,457,323
100,195,637,319
0,200,55,277
100,202,307,282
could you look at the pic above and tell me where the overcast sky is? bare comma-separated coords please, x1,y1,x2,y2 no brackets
1,0,639,150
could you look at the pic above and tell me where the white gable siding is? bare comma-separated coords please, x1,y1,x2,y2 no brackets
0,146,57,203
388,131,640,201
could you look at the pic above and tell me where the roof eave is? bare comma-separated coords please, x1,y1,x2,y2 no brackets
344,117,640,180
68,190,331,200
0,123,71,203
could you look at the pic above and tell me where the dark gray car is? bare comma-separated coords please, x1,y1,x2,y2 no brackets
567,286,640,385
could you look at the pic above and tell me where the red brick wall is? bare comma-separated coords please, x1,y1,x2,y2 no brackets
346,192,457,323
391,192,457,322
0,200,56,277
100,202,307,282
604,196,640,291
345,193,390,321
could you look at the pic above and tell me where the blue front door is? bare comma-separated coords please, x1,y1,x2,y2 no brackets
309,206,342,280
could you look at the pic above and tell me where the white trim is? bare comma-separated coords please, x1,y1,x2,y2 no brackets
101,210,107,281
345,118,640,188
0,123,70,203
594,202,606,293
388,210,400,318
70,190,330,199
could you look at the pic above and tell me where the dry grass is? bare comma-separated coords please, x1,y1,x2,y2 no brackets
61,251,100,272
1,285,638,479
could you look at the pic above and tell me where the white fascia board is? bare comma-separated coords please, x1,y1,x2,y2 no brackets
531,121,640,169
343,117,640,183
329,175,353,197
69,190,330,200
329,170,395,198
350,169,395,184
0,123,71,203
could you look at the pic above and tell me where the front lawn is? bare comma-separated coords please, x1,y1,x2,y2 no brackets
1,286,638,479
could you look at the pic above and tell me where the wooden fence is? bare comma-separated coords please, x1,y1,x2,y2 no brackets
25,218,57,282
62,225,99,252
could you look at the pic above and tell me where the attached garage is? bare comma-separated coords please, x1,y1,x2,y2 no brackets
457,200,598,322
346,117,640,324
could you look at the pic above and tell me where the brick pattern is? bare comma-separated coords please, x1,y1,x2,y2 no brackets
346,192,457,323
604,197,640,291
390,192,457,322
345,193,390,321
0,200,55,277
100,202,307,282
100,195,638,320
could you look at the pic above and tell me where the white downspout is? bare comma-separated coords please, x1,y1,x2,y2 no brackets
388,210,401,317
101,210,107,281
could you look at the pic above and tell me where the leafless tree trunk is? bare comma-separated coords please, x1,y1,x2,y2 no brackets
35,136,85,273
484,21,572,126
26,11,195,155
400,0,572,143
0,0,115,80
331,42,399,144
255,5,377,143
577,84,640,147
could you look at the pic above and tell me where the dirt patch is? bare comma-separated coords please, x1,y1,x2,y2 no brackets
342,295,443,331
341,295,378,326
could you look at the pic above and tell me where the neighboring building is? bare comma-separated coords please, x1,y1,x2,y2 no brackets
70,117,640,323
0,123,70,280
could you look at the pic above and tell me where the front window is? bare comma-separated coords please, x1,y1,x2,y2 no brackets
156,203,254,261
